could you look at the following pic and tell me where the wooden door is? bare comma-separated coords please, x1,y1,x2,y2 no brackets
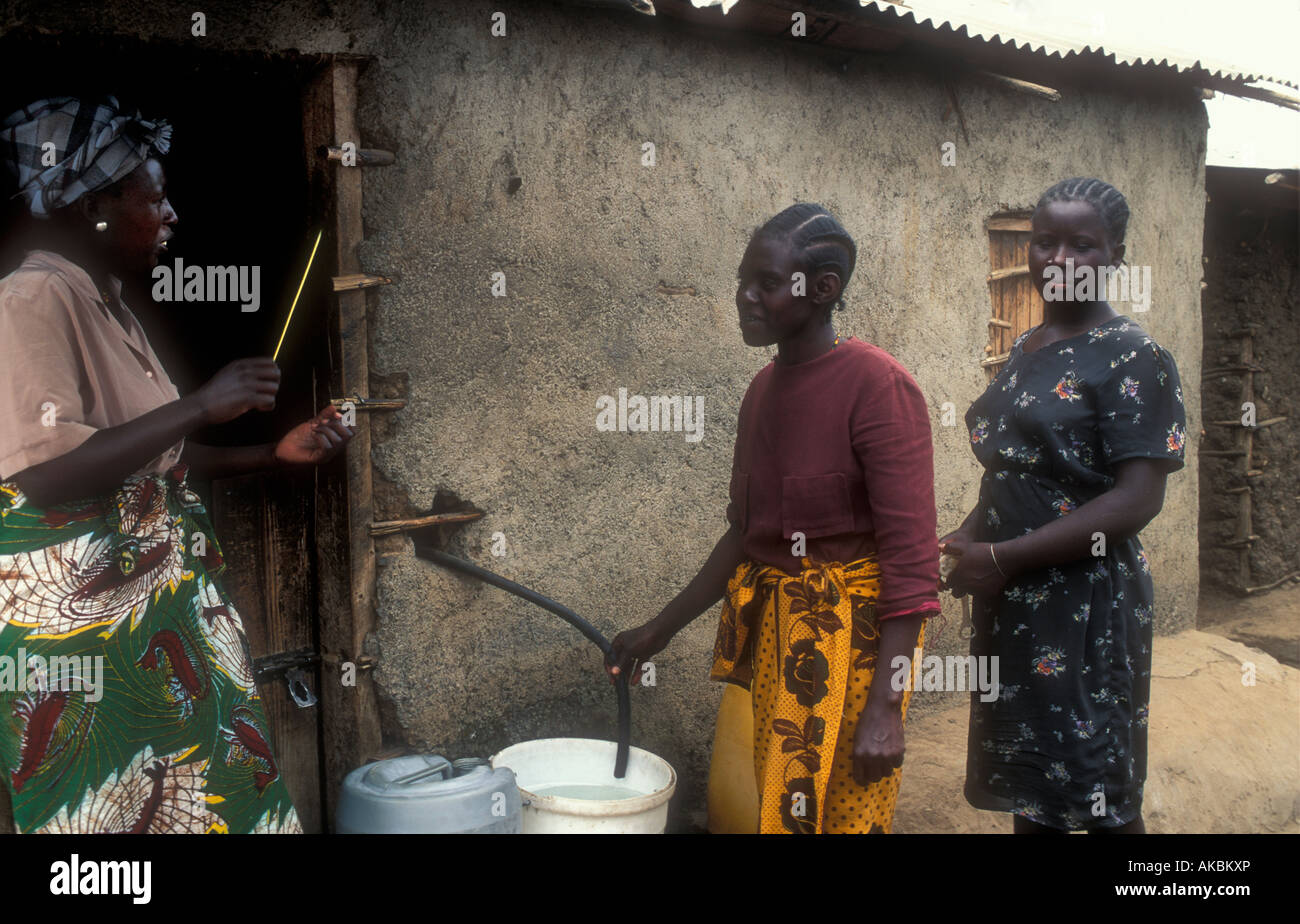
300,55,385,830
208,55,386,834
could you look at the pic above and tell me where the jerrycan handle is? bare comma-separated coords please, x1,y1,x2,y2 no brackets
391,756,454,786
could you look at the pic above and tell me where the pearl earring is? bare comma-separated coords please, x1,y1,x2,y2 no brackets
94,221,108,232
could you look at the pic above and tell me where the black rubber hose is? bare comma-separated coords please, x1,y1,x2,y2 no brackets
412,543,631,779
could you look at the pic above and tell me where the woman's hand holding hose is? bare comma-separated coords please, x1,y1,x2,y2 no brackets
603,525,746,686
605,621,671,686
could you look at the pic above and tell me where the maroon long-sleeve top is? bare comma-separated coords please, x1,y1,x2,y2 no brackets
726,337,941,620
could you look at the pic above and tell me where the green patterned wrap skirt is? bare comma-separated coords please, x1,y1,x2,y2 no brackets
0,464,300,833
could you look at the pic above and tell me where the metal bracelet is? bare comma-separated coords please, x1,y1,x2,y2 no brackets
989,544,1008,578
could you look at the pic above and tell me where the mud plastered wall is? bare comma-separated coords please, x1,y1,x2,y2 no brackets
1199,175,1298,592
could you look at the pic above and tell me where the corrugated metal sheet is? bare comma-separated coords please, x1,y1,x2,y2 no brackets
858,0,1297,88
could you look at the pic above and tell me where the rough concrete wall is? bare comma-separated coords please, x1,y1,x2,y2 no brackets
1,0,1206,830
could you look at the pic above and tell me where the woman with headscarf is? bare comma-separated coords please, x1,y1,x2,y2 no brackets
0,97,352,834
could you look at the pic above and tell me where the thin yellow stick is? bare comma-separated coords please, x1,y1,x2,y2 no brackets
272,229,323,361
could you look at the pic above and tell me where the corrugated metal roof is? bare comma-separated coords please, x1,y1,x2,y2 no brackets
858,0,1297,88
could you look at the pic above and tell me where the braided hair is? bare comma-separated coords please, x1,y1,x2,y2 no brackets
1034,177,1130,250
754,203,857,320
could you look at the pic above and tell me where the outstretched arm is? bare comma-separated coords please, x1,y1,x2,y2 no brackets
604,524,745,678
181,441,277,480
180,406,355,480
11,357,281,507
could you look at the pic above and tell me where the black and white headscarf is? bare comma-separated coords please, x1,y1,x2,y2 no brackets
0,96,172,218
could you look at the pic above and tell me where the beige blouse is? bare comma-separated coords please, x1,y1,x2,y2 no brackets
0,249,185,482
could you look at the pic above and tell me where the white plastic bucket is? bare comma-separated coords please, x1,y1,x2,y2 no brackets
491,738,676,834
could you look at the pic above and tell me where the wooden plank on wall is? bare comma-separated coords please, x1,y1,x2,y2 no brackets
987,264,1030,282
1236,334,1256,588
1000,232,1015,356
303,55,382,830
986,231,1002,367
1014,232,1031,339
1003,234,1018,352
1022,232,1039,332
986,216,1033,232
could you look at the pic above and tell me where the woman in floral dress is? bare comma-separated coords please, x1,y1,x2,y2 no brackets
942,178,1186,833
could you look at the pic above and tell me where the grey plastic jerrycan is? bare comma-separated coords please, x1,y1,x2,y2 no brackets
336,755,522,834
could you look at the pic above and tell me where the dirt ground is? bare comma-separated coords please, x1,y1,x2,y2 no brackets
1197,581,1300,668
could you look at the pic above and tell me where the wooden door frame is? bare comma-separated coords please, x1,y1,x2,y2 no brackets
301,54,384,832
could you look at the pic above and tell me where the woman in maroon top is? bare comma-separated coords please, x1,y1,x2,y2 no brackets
607,204,940,833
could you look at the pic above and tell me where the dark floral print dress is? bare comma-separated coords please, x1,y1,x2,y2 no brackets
963,315,1186,830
